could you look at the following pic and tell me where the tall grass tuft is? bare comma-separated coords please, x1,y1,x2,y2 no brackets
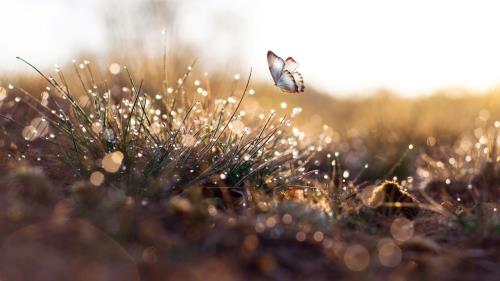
2,57,315,206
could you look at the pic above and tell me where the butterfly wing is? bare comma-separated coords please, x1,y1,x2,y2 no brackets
284,57,299,72
276,70,298,93
268,51,305,93
267,50,285,83
291,71,305,92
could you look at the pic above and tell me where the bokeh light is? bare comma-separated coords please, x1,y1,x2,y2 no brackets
377,238,403,267
102,151,124,173
0,86,7,101
181,134,196,147
109,63,121,75
390,218,414,242
344,244,370,272
90,171,105,186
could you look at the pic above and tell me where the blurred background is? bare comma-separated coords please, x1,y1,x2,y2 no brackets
3,0,500,96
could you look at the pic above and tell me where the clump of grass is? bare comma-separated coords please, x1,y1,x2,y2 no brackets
416,118,500,235
1,57,315,205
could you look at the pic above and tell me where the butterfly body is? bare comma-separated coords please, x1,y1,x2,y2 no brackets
267,50,305,93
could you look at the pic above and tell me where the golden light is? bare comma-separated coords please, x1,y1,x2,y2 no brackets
78,96,89,107
150,122,162,135
3,1,500,96
22,125,38,141
89,171,105,186
313,231,324,242
344,244,370,272
377,238,402,267
30,117,49,136
295,231,306,242
41,91,49,100
358,185,381,208
229,120,245,136
91,121,103,135
108,63,121,75
0,87,7,101
390,218,414,242
181,134,196,147
281,213,293,224
22,117,50,141
102,151,124,173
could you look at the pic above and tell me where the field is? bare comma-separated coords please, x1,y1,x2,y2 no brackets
0,53,499,281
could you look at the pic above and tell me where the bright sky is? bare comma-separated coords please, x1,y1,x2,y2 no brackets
2,0,500,96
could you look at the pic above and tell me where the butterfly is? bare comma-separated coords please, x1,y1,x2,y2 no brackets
267,50,305,93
